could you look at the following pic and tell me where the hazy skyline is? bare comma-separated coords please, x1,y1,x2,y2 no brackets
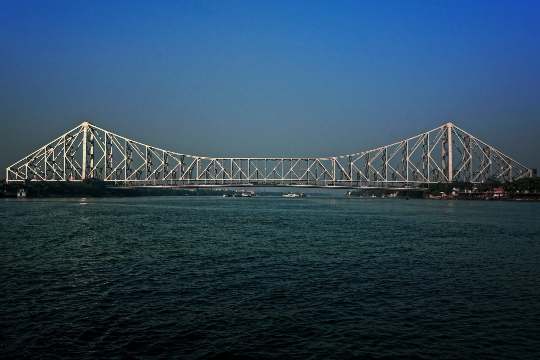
2,0,539,174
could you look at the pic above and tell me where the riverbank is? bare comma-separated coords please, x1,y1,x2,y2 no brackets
2,178,540,200
346,177,540,201
422,177,540,201
1,180,229,198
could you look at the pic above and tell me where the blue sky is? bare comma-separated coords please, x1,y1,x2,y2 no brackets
1,0,539,173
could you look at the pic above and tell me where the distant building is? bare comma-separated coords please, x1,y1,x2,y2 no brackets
492,187,505,199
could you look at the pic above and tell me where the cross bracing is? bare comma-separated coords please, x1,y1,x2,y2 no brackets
6,121,533,187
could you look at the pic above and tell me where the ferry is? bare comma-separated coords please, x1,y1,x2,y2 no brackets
240,190,256,197
223,190,256,197
282,192,305,198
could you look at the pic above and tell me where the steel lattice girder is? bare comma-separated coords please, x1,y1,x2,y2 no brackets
6,121,533,186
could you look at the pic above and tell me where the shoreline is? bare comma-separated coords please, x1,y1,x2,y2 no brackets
2,179,540,201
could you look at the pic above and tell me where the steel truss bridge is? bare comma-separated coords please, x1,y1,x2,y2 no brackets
6,121,533,188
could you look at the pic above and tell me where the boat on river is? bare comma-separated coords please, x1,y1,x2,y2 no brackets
282,192,305,198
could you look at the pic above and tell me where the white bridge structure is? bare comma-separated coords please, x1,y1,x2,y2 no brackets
6,121,533,188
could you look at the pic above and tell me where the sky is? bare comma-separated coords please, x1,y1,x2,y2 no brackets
1,0,539,175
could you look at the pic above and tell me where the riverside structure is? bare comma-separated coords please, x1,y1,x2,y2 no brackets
6,121,533,188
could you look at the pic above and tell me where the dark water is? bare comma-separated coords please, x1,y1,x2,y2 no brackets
1,197,540,359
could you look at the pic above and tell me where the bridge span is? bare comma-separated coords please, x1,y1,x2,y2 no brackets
6,121,532,188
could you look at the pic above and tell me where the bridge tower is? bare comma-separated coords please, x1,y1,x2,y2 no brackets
447,122,453,182
81,121,88,179
80,121,94,180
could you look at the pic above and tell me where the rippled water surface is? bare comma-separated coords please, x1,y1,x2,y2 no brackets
1,197,540,359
